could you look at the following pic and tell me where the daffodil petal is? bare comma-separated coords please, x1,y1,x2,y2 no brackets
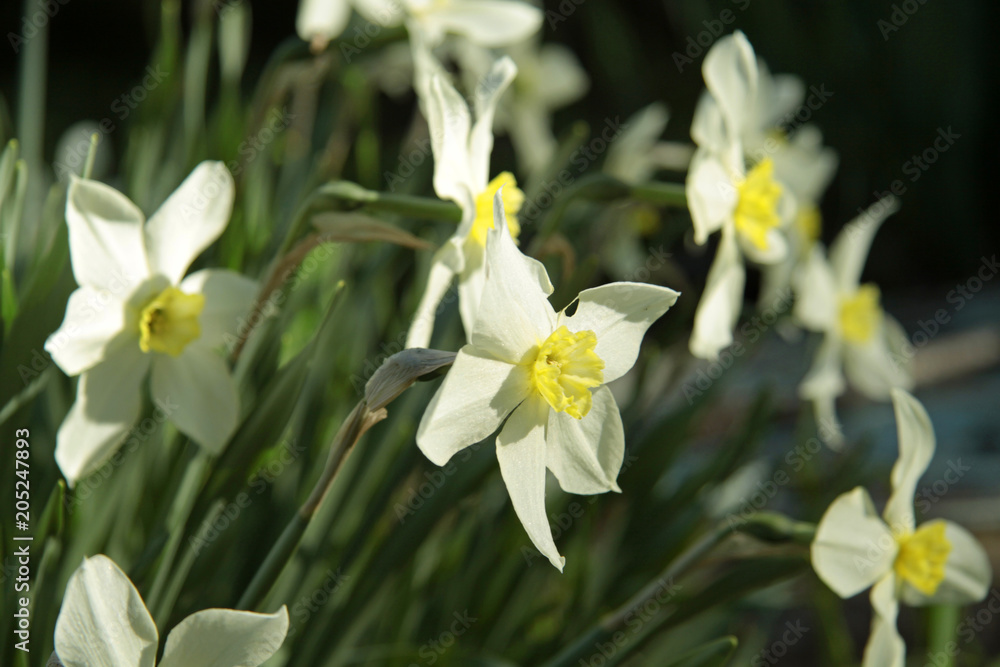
144,161,235,285
66,175,151,291
416,346,530,466
179,269,259,351
546,386,624,495
536,43,589,108
55,346,151,487
158,607,289,667
793,246,838,332
739,226,788,265
150,345,239,453
861,574,905,667
421,0,543,48
829,195,899,292
45,286,129,376
686,148,736,245
702,30,757,142
296,0,351,46
606,102,669,184
354,0,404,25
471,194,556,363
468,56,517,191
406,242,462,349
882,389,935,532
425,73,475,208
457,245,487,340
54,555,158,667
690,228,745,360
690,93,727,155
843,316,912,401
812,487,897,599
799,336,846,401
496,395,565,571
900,521,992,607
559,282,679,383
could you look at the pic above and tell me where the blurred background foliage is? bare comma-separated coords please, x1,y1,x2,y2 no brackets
0,1,998,666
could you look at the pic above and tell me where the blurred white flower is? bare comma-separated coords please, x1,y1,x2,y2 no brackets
685,31,796,360
793,196,912,446
812,389,991,667
405,56,523,348
44,162,258,486
417,191,679,569
54,554,288,667
296,0,541,52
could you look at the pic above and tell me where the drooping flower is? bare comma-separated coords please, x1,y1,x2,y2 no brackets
296,0,542,53
685,31,796,360
811,389,991,666
416,191,680,569
44,162,258,486
404,55,525,348
793,196,912,446
53,555,288,667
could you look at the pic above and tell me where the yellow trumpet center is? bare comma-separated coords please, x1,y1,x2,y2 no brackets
471,172,524,246
530,326,605,419
734,158,783,251
894,521,951,596
138,286,205,357
795,204,822,256
838,284,883,345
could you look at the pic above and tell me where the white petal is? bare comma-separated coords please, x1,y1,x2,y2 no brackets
605,102,669,184
536,43,589,108
354,0,404,26
740,227,788,265
416,346,530,466
45,286,129,376
56,346,151,487
899,521,992,607
509,103,555,175
799,336,846,401
457,242,487,339
496,395,565,571
843,317,912,401
686,148,736,245
811,487,896,599
882,388,935,532
422,0,543,48
151,345,239,453
546,386,624,495
471,194,556,363
558,282,679,383
425,72,475,207
65,175,150,291
792,246,838,332
690,93,728,155
829,195,900,292
145,162,235,284
159,607,289,667
810,392,845,450
702,30,757,141
54,555,158,667
296,0,351,46
689,228,745,360
861,575,905,667
468,56,517,190
405,241,462,349
180,269,259,351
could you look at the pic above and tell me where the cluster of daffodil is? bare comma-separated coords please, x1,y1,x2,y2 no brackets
3,0,989,664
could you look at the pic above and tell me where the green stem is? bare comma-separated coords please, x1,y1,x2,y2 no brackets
927,605,960,667
630,181,688,208
541,523,732,667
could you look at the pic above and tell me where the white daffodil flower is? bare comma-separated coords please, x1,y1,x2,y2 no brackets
811,389,992,667
417,191,680,570
793,196,912,446
405,56,524,348
53,555,288,667
44,162,258,486
685,31,796,360
296,0,541,53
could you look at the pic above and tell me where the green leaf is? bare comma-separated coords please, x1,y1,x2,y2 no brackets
665,636,738,667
